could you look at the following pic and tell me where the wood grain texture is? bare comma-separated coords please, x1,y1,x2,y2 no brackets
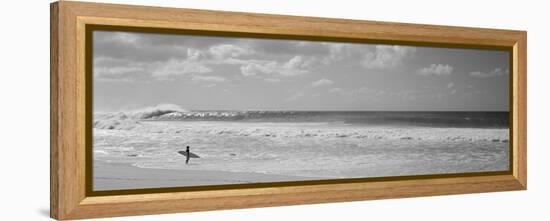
51,1,88,219
62,1,525,48
516,32,528,187
50,1,527,219
50,2,59,219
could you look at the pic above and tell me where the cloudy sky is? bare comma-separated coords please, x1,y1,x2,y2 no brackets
93,31,509,112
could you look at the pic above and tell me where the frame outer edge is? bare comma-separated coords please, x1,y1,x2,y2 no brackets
50,1,60,219
50,1,528,219
518,31,527,189
53,1,83,220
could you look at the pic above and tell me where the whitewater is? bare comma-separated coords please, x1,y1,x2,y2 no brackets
93,104,509,183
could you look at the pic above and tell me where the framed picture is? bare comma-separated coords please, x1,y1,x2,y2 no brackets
50,1,527,220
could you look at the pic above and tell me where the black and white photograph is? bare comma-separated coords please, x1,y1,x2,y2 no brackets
92,30,510,191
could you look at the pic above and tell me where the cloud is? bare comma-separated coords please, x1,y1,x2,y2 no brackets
152,58,212,80
94,31,189,62
239,56,311,77
469,68,509,78
94,40,317,82
148,48,213,80
240,62,273,76
98,32,140,45
209,44,252,59
322,44,347,64
321,44,417,70
94,31,240,62
355,86,372,94
417,64,454,76
252,40,331,57
93,53,214,82
264,78,281,83
186,48,207,60
191,75,226,82
311,79,334,87
285,56,314,70
329,88,343,93
94,66,143,77
93,31,422,85
93,56,152,82
446,82,457,95
362,45,416,69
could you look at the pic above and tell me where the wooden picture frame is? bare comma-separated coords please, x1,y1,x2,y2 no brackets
50,1,527,220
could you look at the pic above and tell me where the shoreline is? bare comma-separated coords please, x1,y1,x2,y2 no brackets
93,161,325,191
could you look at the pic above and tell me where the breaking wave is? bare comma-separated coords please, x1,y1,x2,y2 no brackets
94,104,187,130
93,104,509,130
127,103,188,119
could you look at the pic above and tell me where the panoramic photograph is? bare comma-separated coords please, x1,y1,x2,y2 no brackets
92,30,510,191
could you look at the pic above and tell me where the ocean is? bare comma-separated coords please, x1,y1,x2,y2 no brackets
137,110,509,128
93,106,510,187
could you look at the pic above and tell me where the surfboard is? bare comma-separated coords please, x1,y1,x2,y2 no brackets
178,151,200,158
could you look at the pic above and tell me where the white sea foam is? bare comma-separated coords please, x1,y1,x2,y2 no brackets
93,121,509,178
126,103,188,119
93,104,187,130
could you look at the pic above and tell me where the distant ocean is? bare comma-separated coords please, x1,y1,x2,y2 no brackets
93,105,510,186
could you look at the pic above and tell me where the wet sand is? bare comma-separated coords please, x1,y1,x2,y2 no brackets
93,161,323,191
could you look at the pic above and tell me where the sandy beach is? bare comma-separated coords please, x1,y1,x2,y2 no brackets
93,161,322,191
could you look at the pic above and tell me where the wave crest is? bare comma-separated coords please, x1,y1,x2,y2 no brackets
94,104,187,130
128,104,188,119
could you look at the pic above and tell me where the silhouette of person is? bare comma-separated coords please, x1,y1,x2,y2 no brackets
185,146,190,164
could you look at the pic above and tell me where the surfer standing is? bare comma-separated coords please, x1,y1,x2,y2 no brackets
185,146,190,164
